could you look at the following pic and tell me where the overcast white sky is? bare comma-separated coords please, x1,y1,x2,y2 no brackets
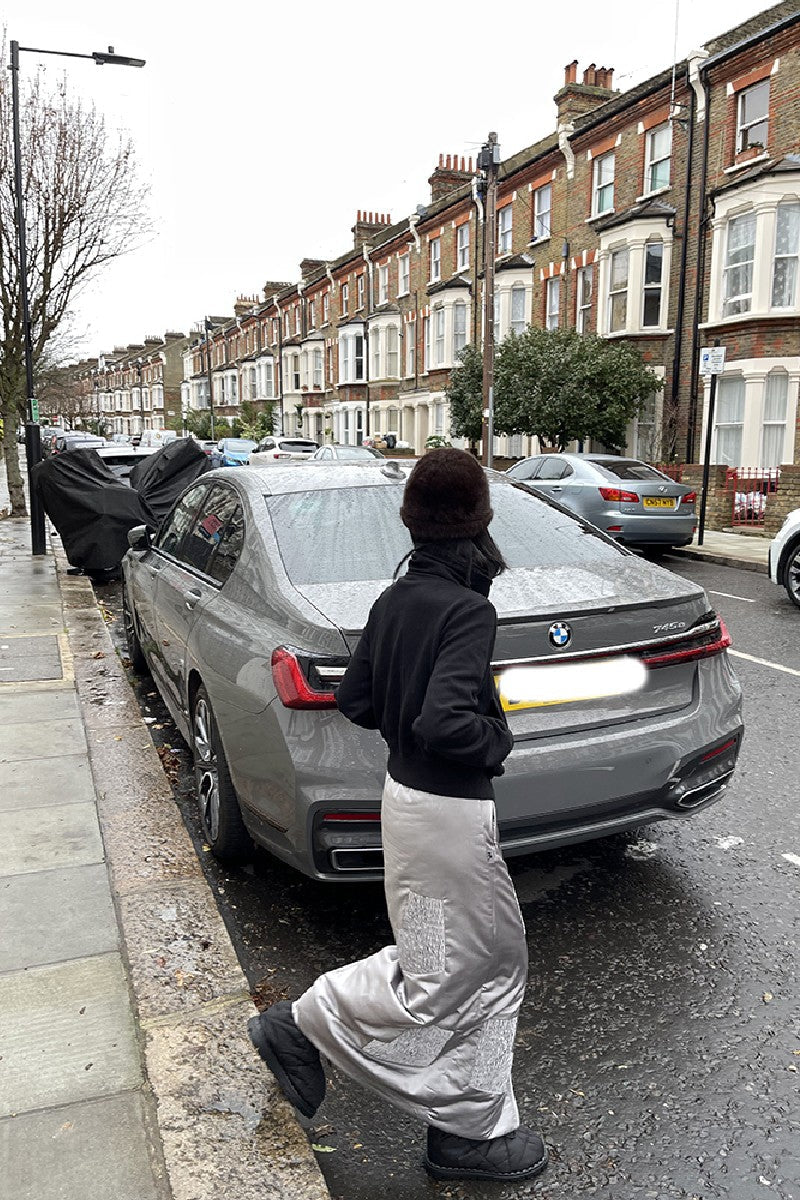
4,0,772,358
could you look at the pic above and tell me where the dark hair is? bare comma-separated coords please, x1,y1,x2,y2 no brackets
471,529,507,580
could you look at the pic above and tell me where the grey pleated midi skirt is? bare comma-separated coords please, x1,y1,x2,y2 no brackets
293,774,528,1138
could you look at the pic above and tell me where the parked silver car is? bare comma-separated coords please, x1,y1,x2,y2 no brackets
506,454,697,550
122,462,742,882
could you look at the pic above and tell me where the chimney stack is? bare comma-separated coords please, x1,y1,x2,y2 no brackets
555,59,616,125
351,210,393,248
428,151,476,204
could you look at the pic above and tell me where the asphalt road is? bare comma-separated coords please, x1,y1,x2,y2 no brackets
100,556,800,1200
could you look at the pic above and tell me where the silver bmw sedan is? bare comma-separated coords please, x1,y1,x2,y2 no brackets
122,461,742,882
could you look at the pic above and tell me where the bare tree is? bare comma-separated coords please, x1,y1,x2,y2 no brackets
0,34,150,515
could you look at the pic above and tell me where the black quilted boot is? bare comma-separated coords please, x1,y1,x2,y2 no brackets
424,1124,548,1182
247,999,325,1118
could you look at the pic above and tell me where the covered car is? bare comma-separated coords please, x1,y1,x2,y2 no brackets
32,449,155,577
129,437,211,524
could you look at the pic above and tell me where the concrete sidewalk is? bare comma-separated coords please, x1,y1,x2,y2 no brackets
670,529,770,574
0,468,328,1198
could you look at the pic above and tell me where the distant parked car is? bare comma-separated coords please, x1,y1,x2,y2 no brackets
96,445,155,485
768,507,800,609
311,444,384,461
506,453,697,551
139,429,178,450
52,432,106,455
249,436,318,463
197,440,217,458
212,438,257,467
110,433,132,445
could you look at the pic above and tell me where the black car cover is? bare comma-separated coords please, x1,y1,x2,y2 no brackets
32,449,156,573
129,437,211,525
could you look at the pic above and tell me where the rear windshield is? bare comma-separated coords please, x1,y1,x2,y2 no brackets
337,446,382,459
224,439,256,452
278,440,316,451
592,459,669,481
265,480,624,585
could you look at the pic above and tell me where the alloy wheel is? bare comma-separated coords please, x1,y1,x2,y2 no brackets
788,547,800,607
193,697,220,841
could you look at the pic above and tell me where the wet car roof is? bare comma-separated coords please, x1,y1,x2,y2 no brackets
221,461,413,497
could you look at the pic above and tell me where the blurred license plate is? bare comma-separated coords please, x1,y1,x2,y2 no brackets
643,497,675,509
494,657,647,712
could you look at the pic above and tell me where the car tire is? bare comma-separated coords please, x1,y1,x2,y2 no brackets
784,538,800,610
191,684,251,863
122,584,149,675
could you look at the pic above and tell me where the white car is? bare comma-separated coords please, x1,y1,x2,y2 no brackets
768,508,800,608
249,436,318,463
96,444,155,484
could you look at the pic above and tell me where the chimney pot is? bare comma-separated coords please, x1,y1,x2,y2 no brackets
605,67,614,88
583,62,597,86
439,153,443,167
565,59,578,85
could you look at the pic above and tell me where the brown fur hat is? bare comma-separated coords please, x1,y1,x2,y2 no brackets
400,448,492,541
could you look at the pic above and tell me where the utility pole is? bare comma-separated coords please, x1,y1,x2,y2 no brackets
478,132,500,468
204,317,216,440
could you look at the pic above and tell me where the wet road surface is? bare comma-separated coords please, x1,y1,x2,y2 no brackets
99,556,799,1200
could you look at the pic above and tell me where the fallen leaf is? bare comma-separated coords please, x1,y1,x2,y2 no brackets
763,992,774,1003
91,651,105,660
353,1142,363,1149
312,1144,337,1153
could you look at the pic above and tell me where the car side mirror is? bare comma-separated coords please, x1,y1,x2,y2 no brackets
127,525,152,551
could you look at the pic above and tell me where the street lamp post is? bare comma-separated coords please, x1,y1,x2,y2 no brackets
478,132,500,469
8,40,145,555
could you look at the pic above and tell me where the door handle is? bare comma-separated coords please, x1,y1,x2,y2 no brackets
184,588,202,610
551,485,562,492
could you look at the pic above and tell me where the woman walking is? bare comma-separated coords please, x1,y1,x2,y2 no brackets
248,448,547,1184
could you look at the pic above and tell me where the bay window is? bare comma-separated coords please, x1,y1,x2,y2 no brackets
713,376,745,466
434,307,445,366
453,300,467,355
642,242,664,327
608,249,629,332
761,371,788,467
511,285,526,334
386,326,399,377
723,212,757,317
771,202,800,308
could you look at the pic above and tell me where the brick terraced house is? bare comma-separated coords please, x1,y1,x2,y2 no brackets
70,332,191,438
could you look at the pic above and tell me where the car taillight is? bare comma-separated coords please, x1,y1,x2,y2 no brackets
274,452,291,459
682,491,698,505
642,619,731,667
271,647,337,709
322,812,381,822
599,487,640,503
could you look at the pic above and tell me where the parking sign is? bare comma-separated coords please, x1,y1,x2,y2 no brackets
700,346,727,376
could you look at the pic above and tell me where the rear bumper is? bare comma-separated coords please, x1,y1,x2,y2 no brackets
606,510,696,545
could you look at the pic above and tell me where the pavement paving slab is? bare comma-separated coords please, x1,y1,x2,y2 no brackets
0,1093,168,1200
0,688,79,725
0,801,104,877
0,952,142,1118
0,752,96,811
0,863,119,973
1,715,85,761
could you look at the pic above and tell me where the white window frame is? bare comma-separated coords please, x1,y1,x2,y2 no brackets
434,306,445,366
737,79,769,154
398,253,410,296
608,248,629,333
576,265,593,334
357,274,364,310
641,241,664,328
312,347,323,389
592,152,615,216
545,277,560,330
322,293,329,323
498,205,513,255
406,319,416,377
386,325,399,378
457,223,470,270
453,300,467,356
429,238,441,283
371,329,381,379
423,315,430,371
533,184,551,241
510,285,526,335
761,370,788,468
379,264,389,305
722,212,757,318
341,282,349,316
644,123,672,194
771,201,800,309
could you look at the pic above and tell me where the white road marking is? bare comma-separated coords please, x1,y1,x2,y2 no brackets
709,590,757,604
781,853,800,868
716,836,744,850
729,650,800,677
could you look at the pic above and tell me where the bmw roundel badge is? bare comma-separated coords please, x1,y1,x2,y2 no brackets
548,621,572,649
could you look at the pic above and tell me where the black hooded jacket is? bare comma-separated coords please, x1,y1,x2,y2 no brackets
336,542,513,799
